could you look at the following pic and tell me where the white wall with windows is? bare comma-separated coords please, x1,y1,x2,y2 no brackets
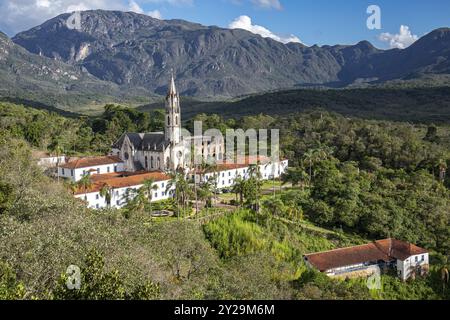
58,162,124,182
193,160,289,189
75,180,173,210
397,253,429,281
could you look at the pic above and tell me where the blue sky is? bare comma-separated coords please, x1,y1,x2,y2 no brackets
0,0,449,49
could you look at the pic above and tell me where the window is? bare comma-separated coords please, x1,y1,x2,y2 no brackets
162,192,166,196
71,169,74,176
162,183,165,188
168,116,170,125
222,173,225,177
415,256,418,262
107,166,110,173
114,165,118,172
150,156,154,168
222,181,225,185
96,204,99,209
145,156,148,169
97,168,100,174
154,193,158,198
96,194,99,200
421,255,425,261
228,172,231,176
116,200,120,206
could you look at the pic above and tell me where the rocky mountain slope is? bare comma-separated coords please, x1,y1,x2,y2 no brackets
12,10,450,98
0,30,150,113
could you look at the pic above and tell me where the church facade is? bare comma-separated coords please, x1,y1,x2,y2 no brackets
111,75,224,172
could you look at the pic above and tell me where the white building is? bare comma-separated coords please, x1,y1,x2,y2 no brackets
193,157,289,190
32,151,66,168
304,238,429,281
111,75,224,173
58,156,124,182
65,76,289,210
74,171,173,210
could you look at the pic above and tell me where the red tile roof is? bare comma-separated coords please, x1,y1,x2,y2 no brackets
304,239,428,272
74,171,170,195
195,156,275,173
61,156,123,169
374,238,428,261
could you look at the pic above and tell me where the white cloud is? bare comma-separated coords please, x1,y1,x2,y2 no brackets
379,25,418,49
229,15,301,44
251,0,282,10
129,0,145,13
0,0,165,35
148,10,162,19
128,2,162,19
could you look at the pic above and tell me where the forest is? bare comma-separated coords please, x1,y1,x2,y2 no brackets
1,101,450,300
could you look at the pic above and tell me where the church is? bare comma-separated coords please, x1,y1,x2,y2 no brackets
111,75,224,172
58,75,289,209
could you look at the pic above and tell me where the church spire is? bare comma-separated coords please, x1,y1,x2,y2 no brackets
168,70,177,96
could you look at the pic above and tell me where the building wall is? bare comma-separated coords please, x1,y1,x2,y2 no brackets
37,156,66,168
397,253,429,281
58,163,124,182
75,180,173,209
193,160,289,189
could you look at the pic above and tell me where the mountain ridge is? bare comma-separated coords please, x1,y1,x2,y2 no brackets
12,10,450,98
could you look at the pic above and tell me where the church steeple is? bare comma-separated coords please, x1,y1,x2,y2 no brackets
165,72,181,145
168,72,177,96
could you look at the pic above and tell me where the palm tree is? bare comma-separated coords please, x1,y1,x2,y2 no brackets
133,187,147,213
99,183,113,208
78,173,93,200
166,171,191,219
232,175,245,206
199,176,215,208
49,139,64,182
302,146,333,182
245,163,263,212
142,178,159,216
65,180,78,195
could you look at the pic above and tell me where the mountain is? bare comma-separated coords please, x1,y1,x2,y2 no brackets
12,10,450,98
0,30,150,113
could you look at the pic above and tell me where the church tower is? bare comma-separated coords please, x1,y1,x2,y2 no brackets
165,73,181,145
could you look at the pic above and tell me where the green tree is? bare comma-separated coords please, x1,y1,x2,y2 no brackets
142,179,159,216
77,174,93,200
99,183,113,208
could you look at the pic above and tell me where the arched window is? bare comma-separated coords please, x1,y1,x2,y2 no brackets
175,116,178,125
167,116,170,126
157,157,161,168
150,156,154,168
145,156,148,169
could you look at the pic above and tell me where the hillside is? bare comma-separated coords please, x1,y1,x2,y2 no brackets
139,86,450,124
0,31,152,113
1,102,449,300
12,10,450,98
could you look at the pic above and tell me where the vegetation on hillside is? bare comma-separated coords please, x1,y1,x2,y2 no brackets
1,102,450,300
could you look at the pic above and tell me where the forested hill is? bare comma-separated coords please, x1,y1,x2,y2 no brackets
139,86,450,124
1,101,450,300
